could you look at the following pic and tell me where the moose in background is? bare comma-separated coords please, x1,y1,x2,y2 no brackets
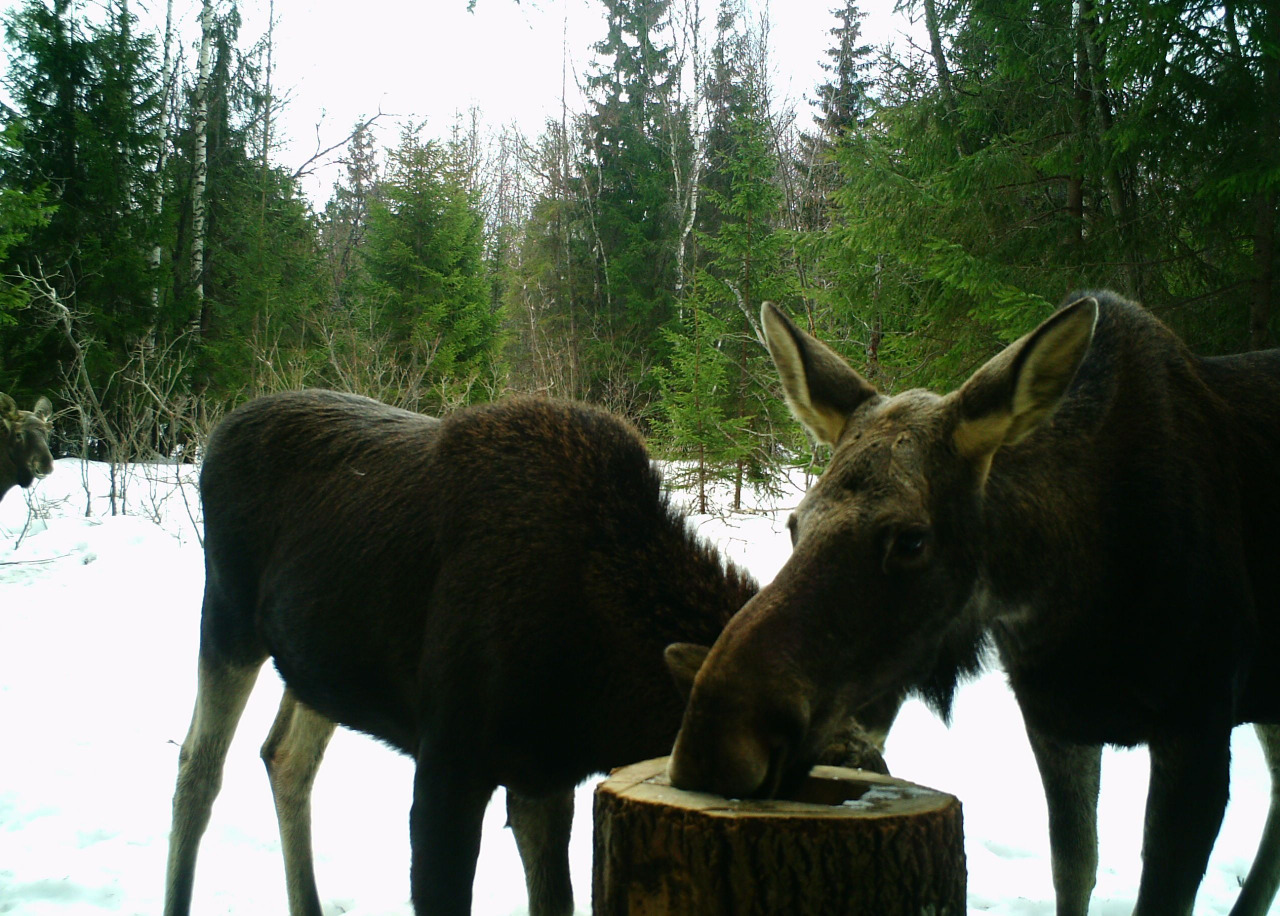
163,390,887,916
668,292,1280,916
0,394,53,503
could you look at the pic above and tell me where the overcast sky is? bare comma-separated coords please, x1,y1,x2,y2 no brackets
231,0,920,201
3,0,921,202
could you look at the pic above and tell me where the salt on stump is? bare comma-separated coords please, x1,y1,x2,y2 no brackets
592,756,965,916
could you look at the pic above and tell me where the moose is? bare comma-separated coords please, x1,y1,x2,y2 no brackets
0,393,54,503
667,291,1280,916
163,389,887,916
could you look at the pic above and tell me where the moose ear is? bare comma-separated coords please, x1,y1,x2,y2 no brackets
665,643,711,702
761,302,878,446
953,296,1098,465
0,393,16,419
33,397,52,420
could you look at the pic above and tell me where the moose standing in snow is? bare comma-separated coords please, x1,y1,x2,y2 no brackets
0,393,53,503
162,390,887,916
668,291,1280,916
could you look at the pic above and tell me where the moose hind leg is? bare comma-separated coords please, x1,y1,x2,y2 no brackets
1135,728,1231,916
163,654,263,916
507,789,575,916
1025,724,1101,916
1230,723,1280,916
261,690,337,916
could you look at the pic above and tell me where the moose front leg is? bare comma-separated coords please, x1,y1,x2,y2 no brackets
409,750,494,915
1134,729,1231,916
1025,724,1101,916
507,789,575,916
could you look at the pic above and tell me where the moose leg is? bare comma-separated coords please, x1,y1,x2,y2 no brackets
261,690,337,916
507,789,576,916
1230,723,1280,916
409,750,494,915
1025,724,1101,916
163,654,263,916
1134,729,1231,916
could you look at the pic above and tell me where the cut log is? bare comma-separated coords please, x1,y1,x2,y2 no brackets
592,756,965,916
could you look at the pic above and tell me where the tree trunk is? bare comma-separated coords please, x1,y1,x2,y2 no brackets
1250,4,1278,350
1079,0,1140,297
922,0,967,158
190,0,213,338
148,0,175,335
593,757,966,916
1066,0,1088,252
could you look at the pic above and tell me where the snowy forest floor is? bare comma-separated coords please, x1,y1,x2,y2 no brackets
0,457,1274,915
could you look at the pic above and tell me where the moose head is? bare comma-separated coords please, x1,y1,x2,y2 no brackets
1,394,55,503
667,298,1097,799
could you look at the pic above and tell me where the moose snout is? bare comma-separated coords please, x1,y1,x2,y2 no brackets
668,687,813,799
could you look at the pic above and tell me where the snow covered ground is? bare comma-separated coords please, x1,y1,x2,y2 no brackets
1,456,1276,915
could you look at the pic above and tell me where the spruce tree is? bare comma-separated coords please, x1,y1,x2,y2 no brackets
579,0,687,415
0,0,163,403
659,8,793,509
362,129,496,402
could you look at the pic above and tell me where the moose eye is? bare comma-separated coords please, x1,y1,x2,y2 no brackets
883,526,931,571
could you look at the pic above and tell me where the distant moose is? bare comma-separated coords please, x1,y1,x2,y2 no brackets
0,393,53,503
667,291,1280,916
163,390,885,916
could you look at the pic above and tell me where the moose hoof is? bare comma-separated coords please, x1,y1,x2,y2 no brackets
592,756,966,916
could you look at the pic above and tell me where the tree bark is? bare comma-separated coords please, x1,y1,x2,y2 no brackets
593,757,966,916
148,0,175,333
190,0,213,338
922,0,967,158
1250,4,1278,350
1079,0,1140,297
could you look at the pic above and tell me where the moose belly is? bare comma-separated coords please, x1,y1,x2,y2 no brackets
1003,638,1242,747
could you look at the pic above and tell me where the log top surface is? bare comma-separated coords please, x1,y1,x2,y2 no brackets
600,757,958,821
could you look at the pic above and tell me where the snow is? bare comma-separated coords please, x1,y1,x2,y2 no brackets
0,457,1275,915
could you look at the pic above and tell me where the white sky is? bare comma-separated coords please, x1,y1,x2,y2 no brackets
151,0,921,203
1,0,920,202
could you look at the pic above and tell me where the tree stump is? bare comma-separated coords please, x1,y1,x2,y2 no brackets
592,756,965,916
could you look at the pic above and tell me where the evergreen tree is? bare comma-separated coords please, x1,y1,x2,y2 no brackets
362,128,496,401
0,123,52,392
578,0,687,415
811,0,876,140
167,3,328,397
659,10,793,509
0,0,164,403
319,120,378,312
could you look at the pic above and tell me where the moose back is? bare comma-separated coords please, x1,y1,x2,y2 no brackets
667,292,1280,916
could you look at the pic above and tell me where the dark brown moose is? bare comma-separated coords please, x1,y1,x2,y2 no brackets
667,291,1280,916
0,393,53,503
163,390,885,916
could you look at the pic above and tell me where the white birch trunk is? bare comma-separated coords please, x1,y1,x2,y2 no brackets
148,0,175,332
190,0,213,336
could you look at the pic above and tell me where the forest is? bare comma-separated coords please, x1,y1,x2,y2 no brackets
1,0,1276,512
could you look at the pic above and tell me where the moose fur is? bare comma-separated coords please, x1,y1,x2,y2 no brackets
0,394,53,503
163,390,886,916
668,292,1280,916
